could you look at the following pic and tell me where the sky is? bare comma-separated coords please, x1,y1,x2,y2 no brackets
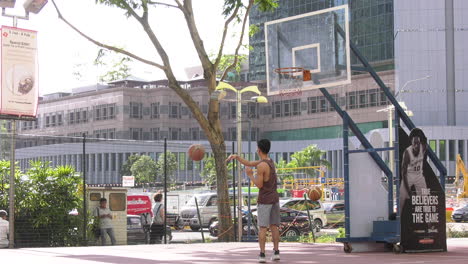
0,0,248,95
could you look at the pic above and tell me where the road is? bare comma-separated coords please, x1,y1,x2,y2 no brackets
170,227,339,243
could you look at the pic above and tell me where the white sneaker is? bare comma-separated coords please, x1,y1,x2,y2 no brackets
271,250,280,261
258,253,266,263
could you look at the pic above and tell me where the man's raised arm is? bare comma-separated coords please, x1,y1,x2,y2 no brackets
226,154,262,167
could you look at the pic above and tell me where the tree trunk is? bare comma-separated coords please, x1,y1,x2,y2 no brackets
210,140,234,242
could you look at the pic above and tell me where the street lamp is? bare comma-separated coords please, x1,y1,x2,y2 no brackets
215,81,268,242
1,0,48,27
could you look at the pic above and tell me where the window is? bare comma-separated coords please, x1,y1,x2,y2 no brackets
320,97,327,112
459,140,464,160
151,128,160,140
57,114,63,126
359,90,367,108
348,92,357,109
190,128,199,140
169,102,181,119
283,100,291,117
130,128,143,140
94,104,116,121
169,127,181,140
229,127,236,141
439,140,446,161
109,193,126,211
130,102,143,119
429,140,437,153
229,103,237,119
151,102,160,119
179,153,186,170
273,101,281,118
307,97,318,114
369,89,378,107
380,91,387,105
291,99,300,116
449,140,455,161
247,103,258,118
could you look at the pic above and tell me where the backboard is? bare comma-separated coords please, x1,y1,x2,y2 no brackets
265,5,351,96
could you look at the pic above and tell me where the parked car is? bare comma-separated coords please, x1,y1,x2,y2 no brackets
180,192,258,231
323,201,345,227
451,204,468,222
209,207,312,238
280,198,327,232
127,215,172,244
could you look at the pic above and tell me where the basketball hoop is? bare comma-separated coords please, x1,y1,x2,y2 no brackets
274,67,310,97
274,67,311,81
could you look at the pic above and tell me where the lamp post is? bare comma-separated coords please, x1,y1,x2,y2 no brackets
215,81,267,242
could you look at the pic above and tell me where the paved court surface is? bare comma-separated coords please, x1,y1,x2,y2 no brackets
2,239,467,264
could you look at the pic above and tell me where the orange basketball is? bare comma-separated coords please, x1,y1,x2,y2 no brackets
188,144,205,161
307,186,322,201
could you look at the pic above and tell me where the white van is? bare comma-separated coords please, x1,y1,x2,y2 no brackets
180,192,258,231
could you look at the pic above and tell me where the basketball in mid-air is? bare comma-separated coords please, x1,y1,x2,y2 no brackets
188,144,205,161
307,186,322,201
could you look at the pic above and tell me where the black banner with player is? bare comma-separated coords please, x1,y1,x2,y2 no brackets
399,127,447,252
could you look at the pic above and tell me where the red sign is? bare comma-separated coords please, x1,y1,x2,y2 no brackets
127,195,153,217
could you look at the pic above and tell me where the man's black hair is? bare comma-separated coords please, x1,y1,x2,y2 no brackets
100,198,107,203
257,139,271,154
409,128,427,145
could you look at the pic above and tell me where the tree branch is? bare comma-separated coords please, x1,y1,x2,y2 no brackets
51,0,165,70
214,3,242,67
180,0,214,79
148,1,180,9
219,0,253,81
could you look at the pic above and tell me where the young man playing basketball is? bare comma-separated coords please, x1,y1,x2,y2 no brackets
227,139,280,263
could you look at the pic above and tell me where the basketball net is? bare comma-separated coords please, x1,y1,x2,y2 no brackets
274,67,310,97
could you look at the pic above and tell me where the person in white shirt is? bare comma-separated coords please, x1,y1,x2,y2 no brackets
93,198,116,246
0,210,9,248
150,193,165,244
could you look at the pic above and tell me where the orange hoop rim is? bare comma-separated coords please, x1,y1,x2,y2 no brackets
274,67,306,74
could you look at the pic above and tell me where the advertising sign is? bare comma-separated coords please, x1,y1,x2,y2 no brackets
399,127,447,252
0,26,39,117
122,176,135,187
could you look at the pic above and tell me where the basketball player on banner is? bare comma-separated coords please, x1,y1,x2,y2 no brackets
400,128,428,213
226,139,280,263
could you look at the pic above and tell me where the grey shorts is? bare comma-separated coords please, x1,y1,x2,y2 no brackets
257,203,280,228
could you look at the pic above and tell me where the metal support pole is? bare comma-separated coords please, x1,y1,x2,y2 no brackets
387,108,394,219
8,121,16,248
236,92,243,242
394,110,401,216
232,141,237,242
343,115,350,239
163,138,167,244
82,133,87,245
247,120,252,241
